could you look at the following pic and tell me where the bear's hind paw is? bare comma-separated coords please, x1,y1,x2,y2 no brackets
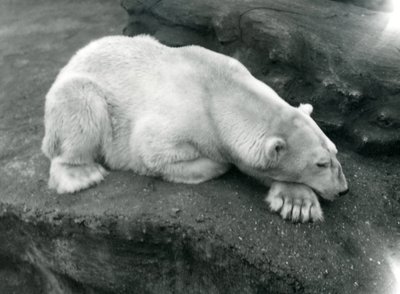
49,160,108,194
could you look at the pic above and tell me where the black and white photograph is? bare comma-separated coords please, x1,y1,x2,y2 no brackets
0,0,399,293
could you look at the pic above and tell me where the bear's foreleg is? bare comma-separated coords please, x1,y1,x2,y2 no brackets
133,119,230,184
160,157,230,184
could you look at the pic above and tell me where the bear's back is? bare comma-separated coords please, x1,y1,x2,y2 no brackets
59,35,166,79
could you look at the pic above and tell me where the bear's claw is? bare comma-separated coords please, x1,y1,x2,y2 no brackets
265,182,323,222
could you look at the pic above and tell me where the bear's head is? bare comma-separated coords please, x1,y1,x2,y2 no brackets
263,103,348,200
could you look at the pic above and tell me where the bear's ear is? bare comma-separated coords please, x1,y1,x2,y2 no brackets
298,103,313,116
264,137,286,165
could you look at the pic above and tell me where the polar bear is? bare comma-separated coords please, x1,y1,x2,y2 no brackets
42,35,348,222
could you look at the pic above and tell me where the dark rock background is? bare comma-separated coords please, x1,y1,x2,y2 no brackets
122,0,400,155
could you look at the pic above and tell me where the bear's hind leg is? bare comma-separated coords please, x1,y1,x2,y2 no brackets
43,76,111,194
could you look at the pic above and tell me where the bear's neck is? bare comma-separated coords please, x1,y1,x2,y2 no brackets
210,74,294,168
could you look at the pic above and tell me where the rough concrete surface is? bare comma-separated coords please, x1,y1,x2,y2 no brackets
0,0,399,293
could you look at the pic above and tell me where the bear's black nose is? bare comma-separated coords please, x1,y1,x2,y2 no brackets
339,188,349,196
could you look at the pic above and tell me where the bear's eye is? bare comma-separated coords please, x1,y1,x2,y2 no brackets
316,162,329,168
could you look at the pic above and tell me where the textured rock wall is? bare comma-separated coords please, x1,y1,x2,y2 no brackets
331,0,394,11
122,0,400,155
0,214,303,294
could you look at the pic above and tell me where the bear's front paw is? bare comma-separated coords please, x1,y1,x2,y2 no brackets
265,182,323,222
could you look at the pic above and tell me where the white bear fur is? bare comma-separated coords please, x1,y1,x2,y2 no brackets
42,35,348,222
